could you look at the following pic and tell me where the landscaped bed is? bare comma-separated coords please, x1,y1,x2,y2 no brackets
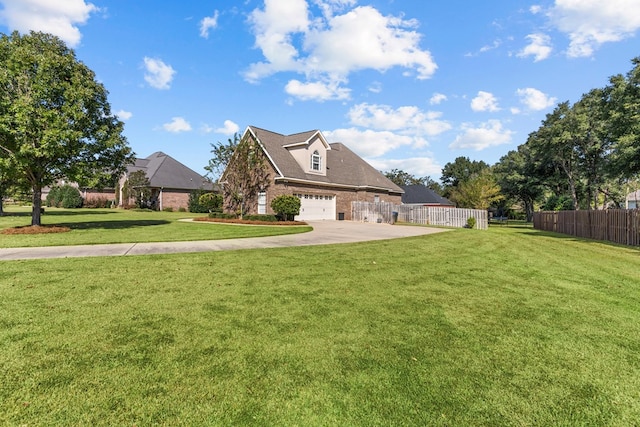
192,217,307,226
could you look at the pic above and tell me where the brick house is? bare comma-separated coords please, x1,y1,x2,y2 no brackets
221,126,403,220
119,152,214,210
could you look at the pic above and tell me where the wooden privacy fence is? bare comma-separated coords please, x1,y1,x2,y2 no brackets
533,210,640,247
351,202,488,230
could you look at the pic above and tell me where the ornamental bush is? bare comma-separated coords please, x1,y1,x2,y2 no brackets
271,194,300,221
198,192,223,212
46,185,83,208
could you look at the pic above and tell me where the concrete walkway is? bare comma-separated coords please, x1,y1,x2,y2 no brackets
0,221,449,261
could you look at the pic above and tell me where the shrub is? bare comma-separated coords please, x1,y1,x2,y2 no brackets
271,194,301,221
84,197,113,208
243,214,278,222
46,185,83,208
208,212,237,219
178,207,186,212
162,207,174,212
466,217,477,229
189,189,214,213
198,193,223,212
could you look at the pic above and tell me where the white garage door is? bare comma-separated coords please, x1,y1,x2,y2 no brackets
295,194,336,220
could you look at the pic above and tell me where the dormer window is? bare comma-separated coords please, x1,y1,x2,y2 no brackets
311,150,322,171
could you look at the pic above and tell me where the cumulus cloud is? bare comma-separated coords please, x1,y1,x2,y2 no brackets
199,10,219,38
450,120,514,151
517,33,552,61
548,0,640,57
285,79,351,101
0,0,98,47
347,103,451,136
429,93,447,105
162,117,192,133
215,120,240,135
366,156,442,178
471,91,500,112
324,128,415,158
245,1,436,101
115,110,132,121
516,87,557,111
143,57,176,90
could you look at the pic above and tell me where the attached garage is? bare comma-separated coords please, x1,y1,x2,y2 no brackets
295,194,336,220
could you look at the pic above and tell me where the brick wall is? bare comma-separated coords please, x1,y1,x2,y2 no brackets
159,190,190,211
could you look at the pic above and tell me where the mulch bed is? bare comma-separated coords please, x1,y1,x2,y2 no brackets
193,218,307,226
1,225,71,235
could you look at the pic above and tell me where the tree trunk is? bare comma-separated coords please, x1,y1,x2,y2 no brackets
31,186,42,226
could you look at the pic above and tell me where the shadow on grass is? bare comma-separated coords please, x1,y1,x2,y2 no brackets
1,210,117,217
56,220,171,230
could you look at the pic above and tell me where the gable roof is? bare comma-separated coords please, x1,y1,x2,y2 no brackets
128,152,213,190
401,184,454,206
247,126,403,194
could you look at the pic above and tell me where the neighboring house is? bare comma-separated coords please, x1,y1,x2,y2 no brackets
222,126,403,220
627,190,640,209
120,151,214,210
401,184,455,207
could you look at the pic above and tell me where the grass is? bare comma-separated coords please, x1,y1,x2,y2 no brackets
0,206,311,247
1,224,640,425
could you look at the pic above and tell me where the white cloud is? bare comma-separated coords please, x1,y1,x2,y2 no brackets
366,156,442,178
516,87,557,111
285,79,351,101
530,5,543,14
199,11,219,38
517,33,552,61
430,93,447,105
0,0,98,47
162,117,192,133
245,2,436,101
143,57,176,90
215,120,240,135
368,81,382,93
471,91,500,112
324,128,414,157
115,110,132,121
450,120,514,151
347,103,451,136
549,0,640,57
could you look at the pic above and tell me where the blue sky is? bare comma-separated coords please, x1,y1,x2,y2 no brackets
1,0,639,180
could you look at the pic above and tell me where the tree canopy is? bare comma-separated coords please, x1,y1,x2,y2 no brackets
205,133,240,180
0,31,133,225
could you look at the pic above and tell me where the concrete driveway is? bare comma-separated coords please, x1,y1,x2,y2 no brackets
0,220,449,261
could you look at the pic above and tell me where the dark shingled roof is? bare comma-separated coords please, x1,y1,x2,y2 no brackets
401,185,454,206
248,126,403,193
128,152,213,190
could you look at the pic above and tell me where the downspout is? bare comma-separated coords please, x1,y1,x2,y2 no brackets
160,187,163,211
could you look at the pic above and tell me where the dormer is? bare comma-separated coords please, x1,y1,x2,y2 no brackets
284,130,331,176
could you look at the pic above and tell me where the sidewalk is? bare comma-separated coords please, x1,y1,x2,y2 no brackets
0,221,449,261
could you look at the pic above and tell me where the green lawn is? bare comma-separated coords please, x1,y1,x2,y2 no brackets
1,224,639,425
0,207,311,247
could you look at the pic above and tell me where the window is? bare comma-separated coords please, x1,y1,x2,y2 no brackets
311,150,321,171
258,192,266,214
374,195,380,203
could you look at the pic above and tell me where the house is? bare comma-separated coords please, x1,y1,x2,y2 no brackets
221,126,403,220
119,152,214,210
401,184,455,207
627,190,640,209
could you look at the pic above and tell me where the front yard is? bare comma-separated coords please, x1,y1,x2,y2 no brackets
0,207,311,247
1,224,639,425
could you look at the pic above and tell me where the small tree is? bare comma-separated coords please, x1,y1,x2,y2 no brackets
124,170,152,209
221,132,270,218
271,194,301,221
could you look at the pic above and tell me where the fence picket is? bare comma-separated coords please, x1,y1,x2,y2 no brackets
351,202,488,230
533,210,640,247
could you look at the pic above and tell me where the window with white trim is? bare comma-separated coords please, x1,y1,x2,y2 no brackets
258,192,267,214
310,150,322,171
